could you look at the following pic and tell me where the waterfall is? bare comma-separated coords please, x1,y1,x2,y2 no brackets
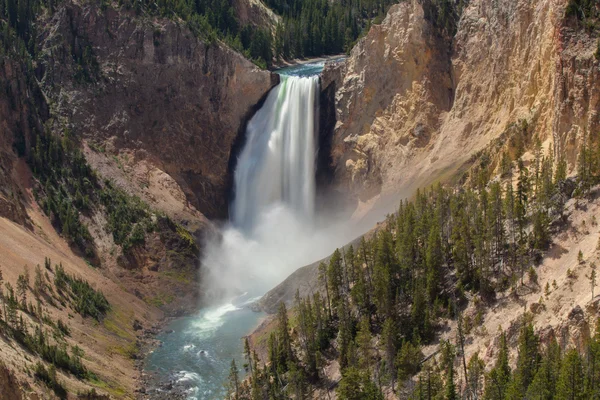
232,75,319,232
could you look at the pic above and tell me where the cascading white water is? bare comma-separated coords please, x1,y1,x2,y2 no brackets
148,61,378,400
232,75,319,232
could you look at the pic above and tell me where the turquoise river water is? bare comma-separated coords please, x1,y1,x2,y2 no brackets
144,60,332,399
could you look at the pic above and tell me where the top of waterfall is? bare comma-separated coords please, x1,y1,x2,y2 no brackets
274,56,346,77
275,61,325,77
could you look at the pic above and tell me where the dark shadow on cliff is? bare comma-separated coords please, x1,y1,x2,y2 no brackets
225,73,281,220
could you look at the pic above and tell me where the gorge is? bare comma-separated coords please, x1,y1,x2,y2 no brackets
0,0,600,398
146,62,358,399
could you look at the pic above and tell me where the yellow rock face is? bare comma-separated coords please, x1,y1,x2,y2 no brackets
325,0,599,212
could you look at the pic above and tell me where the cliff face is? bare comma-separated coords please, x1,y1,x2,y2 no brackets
0,60,47,226
232,0,279,30
38,1,277,219
555,11,600,163
323,0,454,202
324,0,598,208
0,1,278,396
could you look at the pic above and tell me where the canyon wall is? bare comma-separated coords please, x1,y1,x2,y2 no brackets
38,1,278,220
263,0,600,312
0,57,50,227
0,2,278,395
324,0,598,209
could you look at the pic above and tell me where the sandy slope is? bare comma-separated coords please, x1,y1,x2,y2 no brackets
0,159,162,398
430,184,600,390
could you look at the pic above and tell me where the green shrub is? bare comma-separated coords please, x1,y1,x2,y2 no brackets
34,362,68,398
54,262,110,320
56,319,70,336
100,182,153,252
566,0,598,20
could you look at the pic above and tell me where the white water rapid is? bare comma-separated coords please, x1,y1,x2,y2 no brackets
232,75,319,232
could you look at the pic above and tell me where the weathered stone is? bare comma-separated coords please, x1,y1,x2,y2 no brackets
324,0,600,214
38,1,278,219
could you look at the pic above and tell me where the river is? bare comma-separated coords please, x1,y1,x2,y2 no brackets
144,60,329,399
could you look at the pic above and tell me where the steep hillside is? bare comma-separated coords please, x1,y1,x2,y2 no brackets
247,179,600,399
0,211,162,398
323,0,599,211
0,58,48,227
243,0,600,398
38,0,277,220
0,0,278,396
233,0,279,29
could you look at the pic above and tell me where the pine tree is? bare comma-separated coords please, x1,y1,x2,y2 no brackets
276,302,293,370
5,283,17,328
587,321,600,399
556,348,585,400
501,151,512,177
337,299,354,370
34,264,44,298
445,362,458,400
467,353,485,400
516,158,530,243
16,272,28,309
226,359,240,400
555,154,567,185
267,332,281,394
373,229,398,319
577,134,591,195
243,337,252,374
295,291,317,378
527,336,561,400
489,181,505,266
251,350,262,399
337,367,365,400
484,332,511,400
513,322,541,392
358,236,374,293
337,367,383,400
504,180,517,275
346,245,356,287
351,254,369,315
356,316,372,373
327,249,344,316
412,364,444,399
532,207,550,251
380,317,398,390
318,262,332,319
425,223,442,305
313,292,329,351
396,339,423,382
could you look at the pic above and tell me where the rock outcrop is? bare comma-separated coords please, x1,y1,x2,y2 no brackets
38,1,278,219
233,0,279,30
323,0,453,202
324,0,599,210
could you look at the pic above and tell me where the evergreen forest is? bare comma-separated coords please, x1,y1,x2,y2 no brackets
226,132,600,399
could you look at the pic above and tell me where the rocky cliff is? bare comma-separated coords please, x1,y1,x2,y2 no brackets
38,1,277,220
0,0,279,396
323,0,598,210
0,59,47,226
259,0,600,314
232,0,279,30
